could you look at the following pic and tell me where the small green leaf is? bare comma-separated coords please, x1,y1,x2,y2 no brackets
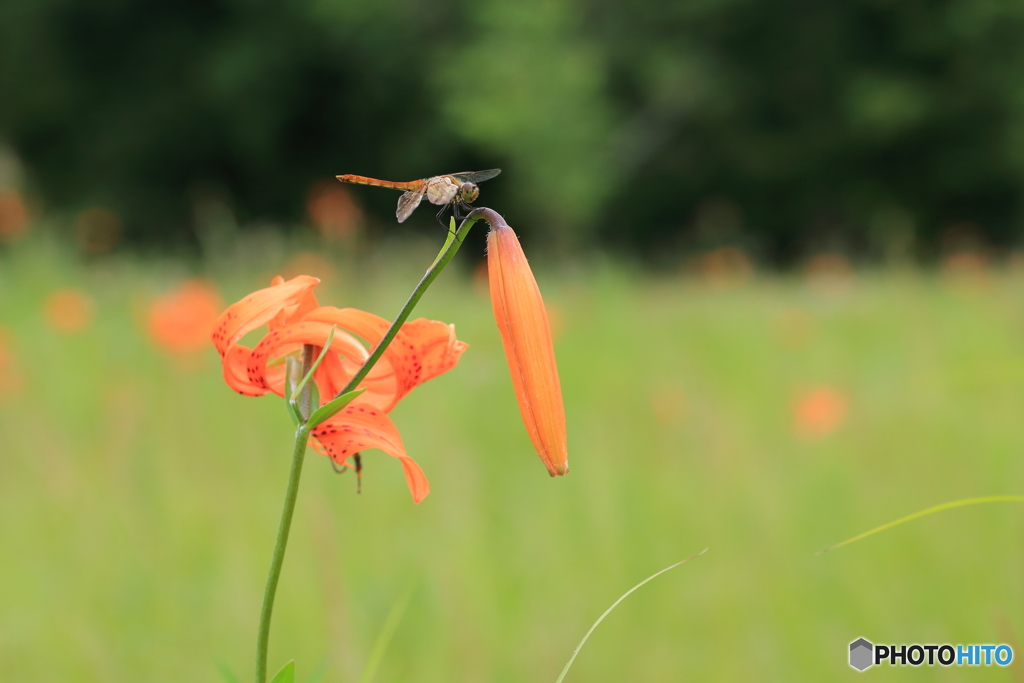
269,660,295,683
307,382,321,422
429,217,459,268
294,326,338,398
442,217,458,250
306,388,366,430
285,355,302,426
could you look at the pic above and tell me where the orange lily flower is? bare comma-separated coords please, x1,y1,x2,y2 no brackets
487,221,568,476
212,275,467,502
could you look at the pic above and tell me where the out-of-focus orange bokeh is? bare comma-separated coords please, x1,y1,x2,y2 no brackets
793,386,848,439
649,385,687,429
697,246,754,289
307,181,362,241
0,189,28,243
804,253,853,295
0,326,23,398
941,251,990,293
147,280,224,354
74,206,122,254
281,251,337,284
43,288,95,334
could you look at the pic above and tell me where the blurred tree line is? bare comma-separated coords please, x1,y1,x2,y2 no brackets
3,0,1024,261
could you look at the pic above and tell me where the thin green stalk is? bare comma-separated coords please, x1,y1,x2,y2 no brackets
554,549,707,683
255,346,315,683
336,209,493,398
255,210,493,682
254,426,310,683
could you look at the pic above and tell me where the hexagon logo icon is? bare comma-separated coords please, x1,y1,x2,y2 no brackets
850,638,874,671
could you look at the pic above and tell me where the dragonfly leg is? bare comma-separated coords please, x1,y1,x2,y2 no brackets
434,203,451,228
450,201,472,222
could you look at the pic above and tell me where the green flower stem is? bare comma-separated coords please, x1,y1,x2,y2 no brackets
255,209,494,683
255,346,315,683
254,423,310,683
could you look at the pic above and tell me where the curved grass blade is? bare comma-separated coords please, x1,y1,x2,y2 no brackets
269,659,295,683
555,548,708,683
357,578,417,683
818,495,1024,555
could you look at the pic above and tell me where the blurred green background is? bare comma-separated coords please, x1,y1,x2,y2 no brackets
2,235,1023,681
4,0,1024,257
2,0,1024,681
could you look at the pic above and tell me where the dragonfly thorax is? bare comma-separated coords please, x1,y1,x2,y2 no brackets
425,176,461,206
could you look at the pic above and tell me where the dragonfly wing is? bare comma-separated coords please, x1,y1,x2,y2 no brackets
450,168,502,184
396,188,426,223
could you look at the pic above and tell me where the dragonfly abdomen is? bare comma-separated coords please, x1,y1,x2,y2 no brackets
336,174,423,191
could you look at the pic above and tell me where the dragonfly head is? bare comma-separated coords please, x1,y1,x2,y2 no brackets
458,182,480,203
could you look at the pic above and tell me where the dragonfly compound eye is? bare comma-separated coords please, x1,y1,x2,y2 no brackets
461,183,480,203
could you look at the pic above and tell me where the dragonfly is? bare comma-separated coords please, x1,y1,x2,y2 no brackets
336,169,501,223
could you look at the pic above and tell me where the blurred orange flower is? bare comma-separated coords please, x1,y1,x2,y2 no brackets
650,385,687,429
941,250,989,293
793,386,848,439
805,253,853,296
487,220,568,476
212,275,467,502
43,288,94,333
0,189,28,243
148,280,223,354
282,251,337,284
698,246,753,289
307,181,362,241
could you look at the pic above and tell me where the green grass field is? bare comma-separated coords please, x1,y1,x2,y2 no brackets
2,235,1023,681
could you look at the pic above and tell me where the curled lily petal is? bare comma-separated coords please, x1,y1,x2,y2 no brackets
311,404,430,503
303,307,468,411
268,275,320,332
246,320,369,396
488,221,568,476
211,275,320,357
223,343,268,396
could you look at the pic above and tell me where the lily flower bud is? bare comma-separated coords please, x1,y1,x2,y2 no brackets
487,219,568,476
